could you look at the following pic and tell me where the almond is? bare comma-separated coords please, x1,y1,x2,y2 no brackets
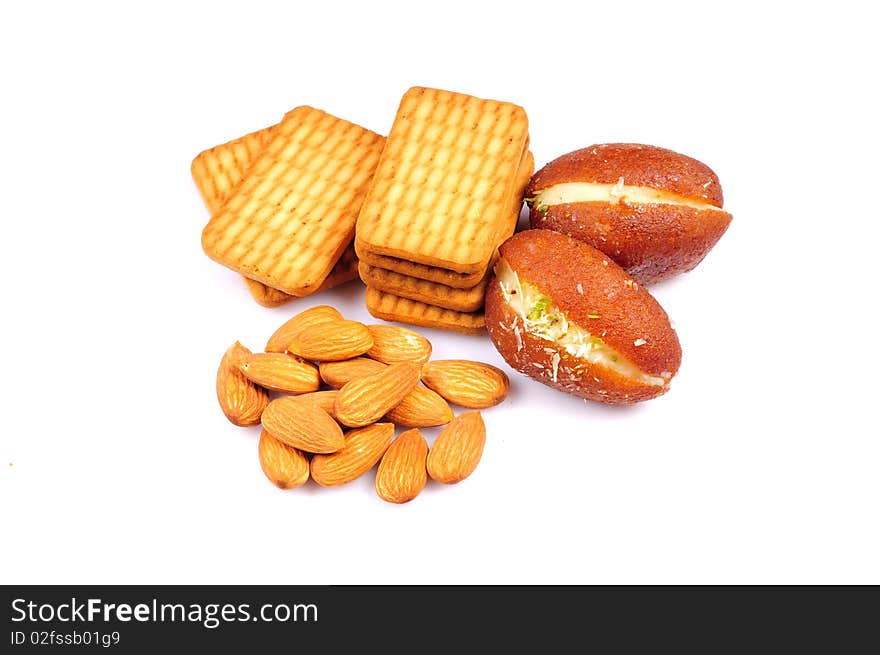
322,359,450,426
216,341,268,426
261,396,344,454
386,385,453,427
258,428,310,489
426,411,486,484
265,305,343,353
375,428,429,503
286,319,374,361
421,360,510,408
366,325,432,365
295,390,339,419
334,362,421,427
310,423,394,487
319,357,387,388
238,353,321,394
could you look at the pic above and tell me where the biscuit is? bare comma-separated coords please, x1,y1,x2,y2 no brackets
358,262,490,312
356,148,534,289
242,277,293,308
244,243,360,307
356,87,529,275
355,248,491,288
191,125,275,214
192,123,361,305
365,288,485,335
201,106,384,296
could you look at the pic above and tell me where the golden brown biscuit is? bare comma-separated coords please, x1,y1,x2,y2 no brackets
192,124,361,305
358,262,490,313
191,126,275,214
356,87,529,275
365,288,485,335
355,247,491,289
201,106,384,296
242,244,360,307
356,148,534,290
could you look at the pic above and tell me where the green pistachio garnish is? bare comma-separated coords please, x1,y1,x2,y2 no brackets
527,296,551,320
537,204,549,216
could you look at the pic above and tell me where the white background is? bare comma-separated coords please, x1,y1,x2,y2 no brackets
1,1,878,584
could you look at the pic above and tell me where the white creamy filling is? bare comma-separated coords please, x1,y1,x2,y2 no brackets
533,180,723,212
495,259,668,387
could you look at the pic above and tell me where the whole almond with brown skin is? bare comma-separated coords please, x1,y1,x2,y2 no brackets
319,357,387,389
322,358,449,425
261,396,344,454
265,305,343,353
334,362,421,428
310,423,395,487
258,428,310,489
286,319,373,361
238,353,321,394
295,390,339,419
421,360,510,409
386,385,453,427
366,325,432,365
375,428,429,503
216,341,268,426
426,411,486,484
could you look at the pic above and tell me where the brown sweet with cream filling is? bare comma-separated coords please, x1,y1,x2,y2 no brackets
526,144,732,284
485,230,681,404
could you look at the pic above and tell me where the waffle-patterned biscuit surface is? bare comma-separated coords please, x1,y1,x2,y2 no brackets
365,288,485,335
192,122,362,304
191,125,275,214
356,148,534,287
246,244,360,307
356,87,529,274
201,106,384,296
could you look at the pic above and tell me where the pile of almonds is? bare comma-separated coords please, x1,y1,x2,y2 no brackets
216,306,510,503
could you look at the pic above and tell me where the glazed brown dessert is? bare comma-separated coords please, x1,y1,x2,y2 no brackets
485,230,681,404
526,144,732,285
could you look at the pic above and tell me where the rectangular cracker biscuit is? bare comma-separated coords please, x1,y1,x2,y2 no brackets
245,244,359,307
358,261,490,312
354,149,533,311
201,106,385,296
191,124,361,305
191,125,275,215
355,86,529,275
365,288,485,335
355,247,491,288
355,149,534,288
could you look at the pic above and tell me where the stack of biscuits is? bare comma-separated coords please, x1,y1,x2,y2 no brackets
355,87,532,334
197,107,384,306
195,87,532,331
